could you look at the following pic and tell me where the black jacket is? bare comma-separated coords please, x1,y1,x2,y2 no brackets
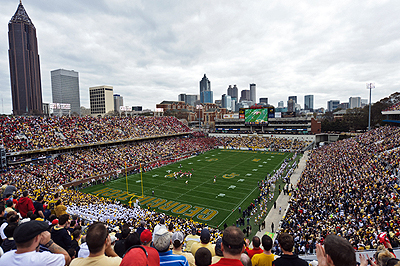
272,254,308,266
51,226,72,251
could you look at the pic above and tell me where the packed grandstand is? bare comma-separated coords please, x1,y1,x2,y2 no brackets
0,115,400,261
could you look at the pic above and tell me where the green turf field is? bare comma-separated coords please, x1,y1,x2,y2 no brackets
81,149,292,229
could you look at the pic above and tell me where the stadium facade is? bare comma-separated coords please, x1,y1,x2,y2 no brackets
8,2,43,115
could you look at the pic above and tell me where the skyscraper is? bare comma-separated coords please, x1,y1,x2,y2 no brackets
240,90,250,102
8,1,43,115
304,95,314,111
199,74,211,103
349,97,361,109
327,100,340,112
114,94,123,112
89,86,114,116
288,96,297,103
222,94,232,110
227,85,238,100
51,69,80,116
250,83,256,103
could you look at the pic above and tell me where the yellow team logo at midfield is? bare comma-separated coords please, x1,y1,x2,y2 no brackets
223,173,240,179
252,158,261,162
206,158,218,162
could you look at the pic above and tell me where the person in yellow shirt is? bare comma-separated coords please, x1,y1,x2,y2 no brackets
48,193,59,215
251,235,276,266
55,200,67,218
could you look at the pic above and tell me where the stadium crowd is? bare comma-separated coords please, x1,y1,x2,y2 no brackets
217,136,310,151
279,125,400,253
0,116,191,153
3,114,400,265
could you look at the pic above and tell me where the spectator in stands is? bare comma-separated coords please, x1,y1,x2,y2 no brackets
136,220,146,236
153,217,167,239
184,228,199,251
3,182,16,199
316,234,356,266
1,223,17,252
273,233,307,266
55,200,67,218
33,195,45,219
172,231,195,266
0,220,70,265
121,229,160,266
210,226,244,266
240,253,252,266
77,235,89,258
48,193,59,215
51,214,72,252
211,238,223,264
114,228,130,257
245,236,263,259
251,235,275,266
18,191,35,219
195,247,212,266
153,228,188,266
70,222,121,266
192,228,215,256
70,230,81,255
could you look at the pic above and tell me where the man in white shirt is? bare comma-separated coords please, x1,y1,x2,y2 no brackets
0,220,70,266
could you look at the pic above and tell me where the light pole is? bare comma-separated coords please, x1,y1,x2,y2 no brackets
366,83,375,131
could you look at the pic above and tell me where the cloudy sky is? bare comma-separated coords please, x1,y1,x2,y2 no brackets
1,0,399,114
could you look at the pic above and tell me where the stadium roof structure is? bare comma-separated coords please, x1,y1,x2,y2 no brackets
10,1,34,26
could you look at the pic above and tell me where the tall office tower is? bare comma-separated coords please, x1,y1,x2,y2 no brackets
361,99,368,107
250,83,256,102
8,1,43,115
260,98,268,104
113,94,123,112
222,94,232,110
278,101,284,108
349,97,361,109
287,99,295,112
304,95,314,111
227,85,238,100
202,90,213,104
327,100,340,112
240,90,250,102
89,86,114,116
199,74,211,103
288,96,297,103
178,94,186,102
51,69,80,116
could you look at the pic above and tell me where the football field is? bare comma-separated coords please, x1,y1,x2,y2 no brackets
81,149,292,228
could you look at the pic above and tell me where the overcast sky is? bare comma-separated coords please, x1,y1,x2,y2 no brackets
1,0,399,114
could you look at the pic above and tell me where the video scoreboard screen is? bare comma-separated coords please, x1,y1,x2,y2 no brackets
239,107,275,125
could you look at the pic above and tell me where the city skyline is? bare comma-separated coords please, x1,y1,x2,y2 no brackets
1,1,400,114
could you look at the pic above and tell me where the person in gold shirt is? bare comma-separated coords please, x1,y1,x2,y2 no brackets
48,193,59,215
55,199,67,218
251,235,276,266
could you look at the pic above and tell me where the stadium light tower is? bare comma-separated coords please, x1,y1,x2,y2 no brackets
366,83,375,131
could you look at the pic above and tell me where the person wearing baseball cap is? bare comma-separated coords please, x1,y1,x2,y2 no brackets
191,228,215,257
0,220,71,266
154,228,189,266
172,231,195,266
120,229,160,266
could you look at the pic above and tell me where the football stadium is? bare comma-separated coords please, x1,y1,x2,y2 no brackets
1,107,400,263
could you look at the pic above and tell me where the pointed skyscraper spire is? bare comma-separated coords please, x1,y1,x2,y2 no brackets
10,0,34,26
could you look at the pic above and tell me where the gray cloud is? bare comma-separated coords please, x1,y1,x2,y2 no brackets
0,0,399,114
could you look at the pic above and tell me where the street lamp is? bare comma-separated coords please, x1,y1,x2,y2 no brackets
366,83,375,131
